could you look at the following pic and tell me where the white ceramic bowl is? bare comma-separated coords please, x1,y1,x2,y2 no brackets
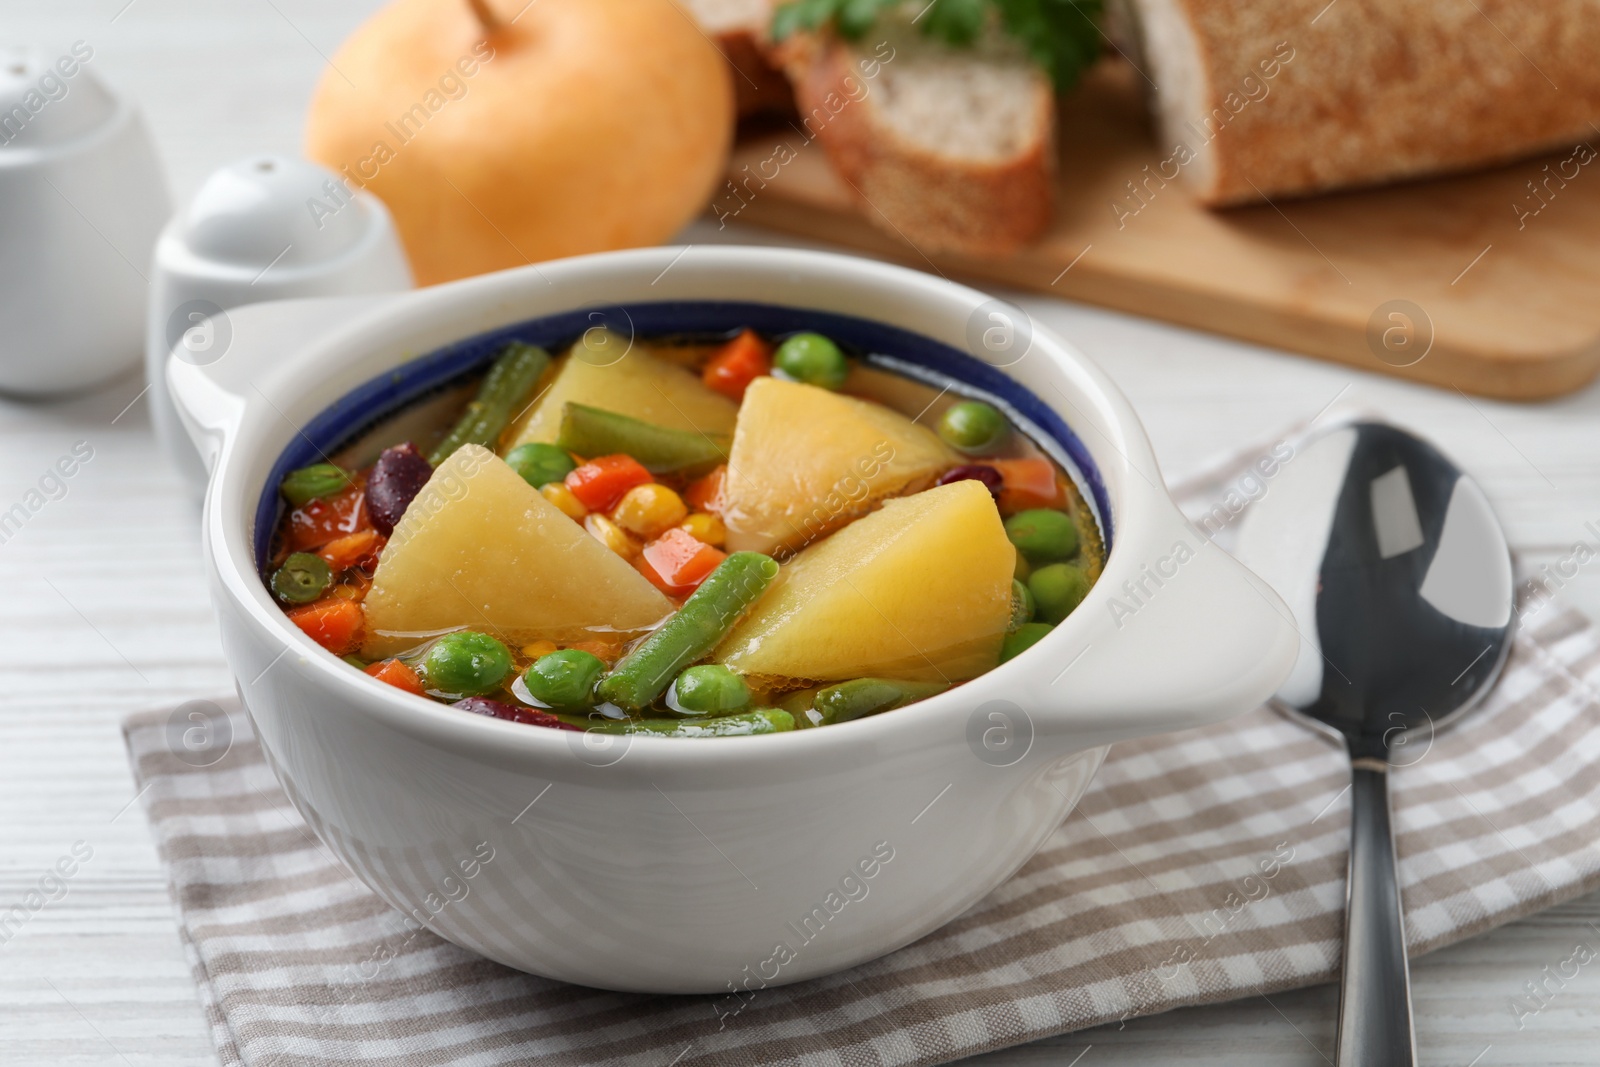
169,247,1297,993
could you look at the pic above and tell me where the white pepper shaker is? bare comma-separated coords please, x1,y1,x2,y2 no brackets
147,154,413,491
0,42,170,395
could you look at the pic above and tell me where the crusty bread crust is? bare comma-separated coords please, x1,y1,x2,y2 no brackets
1131,0,1600,205
779,31,1056,258
716,25,795,117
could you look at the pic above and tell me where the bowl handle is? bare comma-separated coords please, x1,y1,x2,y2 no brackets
166,294,403,475
1028,504,1300,749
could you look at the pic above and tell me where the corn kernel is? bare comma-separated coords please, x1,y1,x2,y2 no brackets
611,483,688,539
541,481,587,521
584,512,640,558
521,640,558,660
680,512,726,546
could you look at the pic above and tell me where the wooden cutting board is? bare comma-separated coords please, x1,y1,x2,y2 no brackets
720,61,1600,400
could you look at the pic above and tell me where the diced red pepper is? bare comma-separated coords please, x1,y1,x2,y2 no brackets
287,483,370,552
991,458,1064,513
364,658,425,696
318,529,385,573
564,454,653,511
684,465,727,515
702,329,771,402
287,598,364,656
637,526,726,597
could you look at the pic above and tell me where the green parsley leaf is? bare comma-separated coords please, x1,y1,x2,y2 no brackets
993,0,1104,91
770,0,1104,92
921,0,988,47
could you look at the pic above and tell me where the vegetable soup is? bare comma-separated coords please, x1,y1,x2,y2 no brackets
265,325,1104,736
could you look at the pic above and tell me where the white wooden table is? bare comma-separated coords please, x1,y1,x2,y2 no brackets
3,3,1599,1064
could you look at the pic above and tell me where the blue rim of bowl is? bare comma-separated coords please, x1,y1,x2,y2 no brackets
254,301,1114,575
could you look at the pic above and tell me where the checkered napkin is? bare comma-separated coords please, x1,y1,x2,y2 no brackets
125,435,1600,1067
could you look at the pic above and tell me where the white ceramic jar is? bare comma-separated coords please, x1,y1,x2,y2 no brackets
168,247,1298,993
0,42,169,395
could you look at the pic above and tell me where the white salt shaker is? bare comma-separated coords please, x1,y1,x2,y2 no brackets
0,42,170,395
147,154,413,490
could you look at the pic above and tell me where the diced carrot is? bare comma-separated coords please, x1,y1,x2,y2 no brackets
637,527,726,597
287,483,370,552
702,329,771,402
318,529,385,573
287,598,365,656
564,454,653,511
684,464,727,515
364,658,425,696
991,458,1064,512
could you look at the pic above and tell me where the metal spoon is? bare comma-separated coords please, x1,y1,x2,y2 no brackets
1232,421,1515,1066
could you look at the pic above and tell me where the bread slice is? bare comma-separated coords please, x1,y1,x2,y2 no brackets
1119,0,1600,205
775,14,1056,257
678,0,793,117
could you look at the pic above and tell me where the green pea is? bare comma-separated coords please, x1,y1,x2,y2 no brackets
1005,508,1079,563
271,552,332,604
773,332,848,390
421,631,512,697
280,464,352,508
505,442,577,488
522,648,605,710
1001,622,1053,663
1029,563,1090,624
937,400,1008,454
1009,579,1035,631
670,664,751,715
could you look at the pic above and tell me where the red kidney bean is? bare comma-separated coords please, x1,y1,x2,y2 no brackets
937,464,1003,496
366,442,434,535
453,697,582,731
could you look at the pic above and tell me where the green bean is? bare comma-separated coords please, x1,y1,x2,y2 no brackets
271,552,332,604
504,442,577,487
555,403,728,476
558,709,793,736
428,341,550,465
596,552,779,711
811,678,949,726
280,463,353,507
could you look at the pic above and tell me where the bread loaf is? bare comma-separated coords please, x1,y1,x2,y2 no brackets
777,16,1056,257
1121,0,1600,204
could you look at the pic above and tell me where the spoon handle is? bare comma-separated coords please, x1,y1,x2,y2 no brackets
1337,762,1417,1066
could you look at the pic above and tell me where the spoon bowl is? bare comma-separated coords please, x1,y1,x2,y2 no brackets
1234,421,1514,1066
